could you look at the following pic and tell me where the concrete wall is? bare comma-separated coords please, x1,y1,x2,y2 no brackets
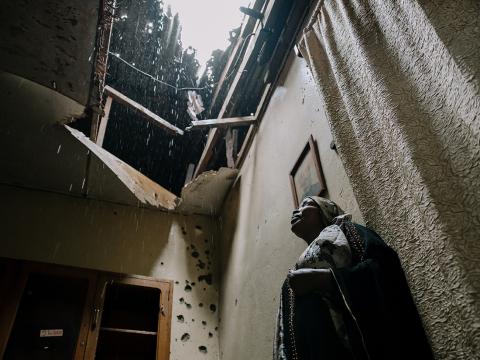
0,185,220,360
217,56,362,360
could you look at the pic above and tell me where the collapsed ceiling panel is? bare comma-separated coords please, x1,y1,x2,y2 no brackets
1,68,238,215
66,126,179,210
0,0,100,105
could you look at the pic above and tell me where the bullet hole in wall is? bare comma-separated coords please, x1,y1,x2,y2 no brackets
196,259,206,269
186,303,192,309
179,297,184,303
198,274,212,285
191,250,200,258
202,321,207,326
177,315,184,322
209,304,216,313
181,227,187,235
185,284,192,292
208,332,213,338
199,302,203,307
181,333,190,342
199,346,207,353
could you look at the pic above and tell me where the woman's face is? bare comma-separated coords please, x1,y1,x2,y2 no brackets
291,198,323,243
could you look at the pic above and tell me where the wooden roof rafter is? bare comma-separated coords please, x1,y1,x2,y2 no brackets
193,0,313,178
103,85,184,136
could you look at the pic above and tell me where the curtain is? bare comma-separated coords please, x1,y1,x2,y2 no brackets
299,1,480,358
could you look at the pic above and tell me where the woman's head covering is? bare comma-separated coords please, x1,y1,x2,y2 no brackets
307,196,344,229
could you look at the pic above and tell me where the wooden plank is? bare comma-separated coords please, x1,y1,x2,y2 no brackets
104,85,184,136
225,128,239,168
194,0,279,178
89,0,115,143
100,327,157,336
193,128,222,178
96,95,113,147
192,25,260,177
208,0,266,113
235,83,272,168
235,124,256,168
183,163,195,185
229,0,312,171
234,1,312,170
157,281,173,360
187,115,256,130
209,33,245,112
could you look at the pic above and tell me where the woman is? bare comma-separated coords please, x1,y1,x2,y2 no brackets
274,197,433,360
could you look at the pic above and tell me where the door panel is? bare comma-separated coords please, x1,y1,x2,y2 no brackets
4,273,88,359
84,276,172,360
0,259,172,360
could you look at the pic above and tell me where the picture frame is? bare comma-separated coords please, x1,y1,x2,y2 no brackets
289,135,326,208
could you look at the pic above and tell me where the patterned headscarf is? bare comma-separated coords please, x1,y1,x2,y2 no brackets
307,196,344,230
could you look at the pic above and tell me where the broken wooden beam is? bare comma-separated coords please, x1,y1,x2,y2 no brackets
186,116,256,131
104,85,184,136
96,95,113,147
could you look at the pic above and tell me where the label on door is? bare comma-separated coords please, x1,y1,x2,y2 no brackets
40,329,64,337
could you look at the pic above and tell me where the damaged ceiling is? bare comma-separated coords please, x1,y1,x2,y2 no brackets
0,0,100,105
0,71,237,215
0,0,245,215
178,168,238,216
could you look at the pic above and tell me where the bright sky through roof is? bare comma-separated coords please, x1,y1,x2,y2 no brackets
166,0,251,67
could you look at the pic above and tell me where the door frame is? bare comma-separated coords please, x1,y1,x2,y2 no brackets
84,273,173,360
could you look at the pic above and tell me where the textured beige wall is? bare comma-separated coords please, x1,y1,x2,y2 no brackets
0,185,220,360
217,56,362,360
300,1,480,358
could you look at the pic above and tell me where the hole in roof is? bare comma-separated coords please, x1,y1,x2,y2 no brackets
81,0,251,196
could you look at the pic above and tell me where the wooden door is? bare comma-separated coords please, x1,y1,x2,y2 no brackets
84,275,173,360
1,262,97,360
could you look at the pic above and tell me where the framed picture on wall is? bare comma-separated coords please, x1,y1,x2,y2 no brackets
289,135,326,207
